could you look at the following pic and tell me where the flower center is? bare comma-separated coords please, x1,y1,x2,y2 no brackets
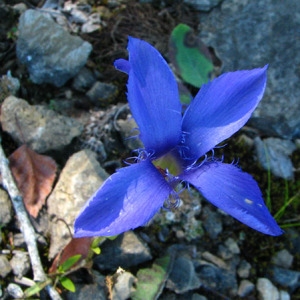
152,152,182,177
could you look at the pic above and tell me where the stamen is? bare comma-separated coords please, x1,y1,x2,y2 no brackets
163,192,182,210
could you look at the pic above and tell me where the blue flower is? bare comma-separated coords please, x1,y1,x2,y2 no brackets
74,37,283,237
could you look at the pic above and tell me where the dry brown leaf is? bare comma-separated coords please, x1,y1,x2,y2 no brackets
48,237,93,274
9,144,57,218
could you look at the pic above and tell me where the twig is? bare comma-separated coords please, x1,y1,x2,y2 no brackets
0,140,62,300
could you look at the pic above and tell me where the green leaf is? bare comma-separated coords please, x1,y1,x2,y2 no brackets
23,279,52,298
92,247,101,255
60,254,82,272
131,255,173,300
169,23,214,88
60,276,76,292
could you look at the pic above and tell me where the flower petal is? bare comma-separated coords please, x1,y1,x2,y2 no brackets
180,162,283,236
114,58,130,74
118,37,182,157
182,66,268,160
74,160,172,237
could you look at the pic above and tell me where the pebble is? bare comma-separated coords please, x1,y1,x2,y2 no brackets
0,255,12,278
111,270,136,300
254,137,296,179
183,0,222,11
10,251,30,278
0,189,13,226
224,237,240,254
93,231,152,272
257,278,279,300
86,81,118,106
237,279,255,297
7,283,24,299
271,249,293,269
237,260,251,278
202,206,223,239
167,256,201,293
268,266,300,292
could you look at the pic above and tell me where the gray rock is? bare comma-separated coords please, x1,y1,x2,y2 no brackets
271,249,293,269
256,278,279,300
254,137,296,179
199,0,300,139
112,271,136,300
191,294,207,300
0,71,20,102
10,252,30,278
237,260,251,279
224,237,240,254
268,266,300,292
184,0,222,11
202,206,222,239
72,67,97,92
47,149,108,259
7,283,24,299
117,117,143,151
65,270,107,300
201,251,228,270
167,256,201,293
86,81,118,106
237,279,255,297
16,9,92,87
93,231,152,272
0,255,12,278
196,263,238,296
279,290,290,300
0,189,12,225
1,96,83,152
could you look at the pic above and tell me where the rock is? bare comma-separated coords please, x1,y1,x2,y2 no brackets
93,231,152,272
86,81,118,106
65,270,107,300
199,0,300,139
224,237,240,254
271,249,293,269
72,67,97,92
201,251,228,270
112,270,136,300
0,255,12,277
117,117,143,151
47,149,108,259
16,9,92,87
10,252,30,278
202,206,222,239
268,266,300,292
167,256,201,293
7,283,24,299
256,278,279,300
254,137,296,179
1,96,83,152
81,13,102,33
237,279,255,297
196,263,238,296
0,189,13,225
279,290,290,300
237,260,251,279
184,0,222,11
0,71,20,102
191,294,207,300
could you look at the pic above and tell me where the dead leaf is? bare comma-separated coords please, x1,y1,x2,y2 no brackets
49,237,93,274
9,144,57,217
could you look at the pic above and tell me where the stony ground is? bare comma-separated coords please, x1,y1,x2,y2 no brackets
0,0,300,299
